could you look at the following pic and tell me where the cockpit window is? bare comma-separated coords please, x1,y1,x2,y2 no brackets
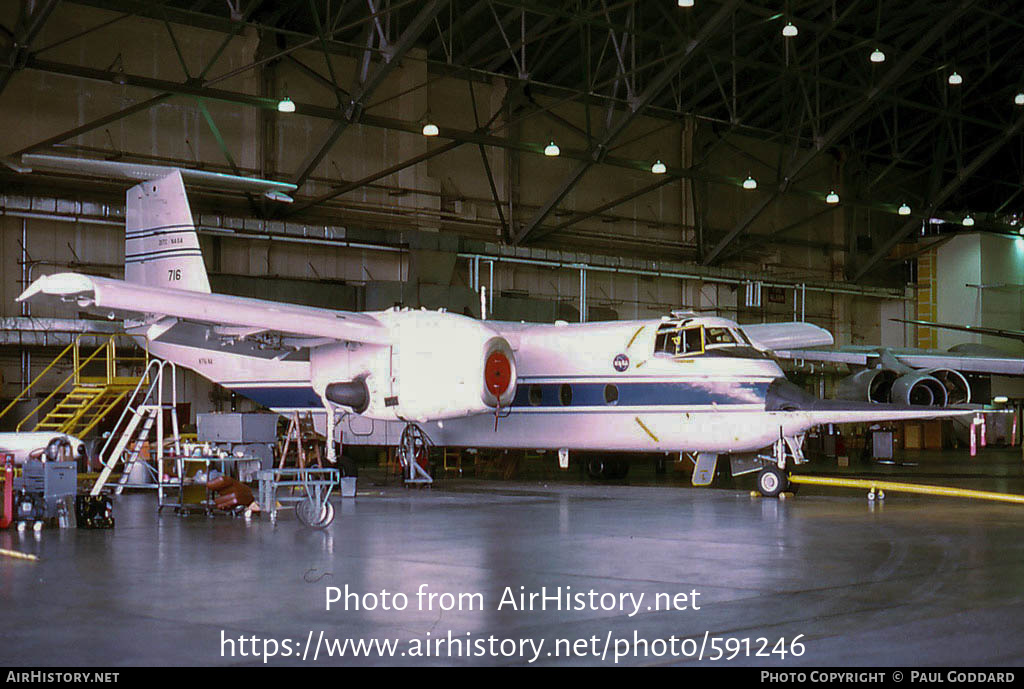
704,327,737,346
683,327,703,354
654,328,676,356
654,323,705,357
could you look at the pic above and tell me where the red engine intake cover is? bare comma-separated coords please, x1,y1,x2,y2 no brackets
484,351,512,398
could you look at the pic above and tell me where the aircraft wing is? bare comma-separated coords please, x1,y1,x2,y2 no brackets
892,317,1024,342
17,273,390,346
774,346,1024,375
739,321,834,351
783,407,972,427
766,378,973,424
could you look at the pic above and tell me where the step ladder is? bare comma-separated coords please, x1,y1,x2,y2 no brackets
277,411,324,470
90,360,180,497
92,406,159,495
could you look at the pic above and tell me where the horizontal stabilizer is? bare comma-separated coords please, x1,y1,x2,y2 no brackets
20,154,297,202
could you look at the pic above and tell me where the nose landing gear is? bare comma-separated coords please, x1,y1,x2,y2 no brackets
755,432,805,497
756,465,789,498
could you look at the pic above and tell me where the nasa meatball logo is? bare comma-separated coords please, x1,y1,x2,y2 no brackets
613,354,630,372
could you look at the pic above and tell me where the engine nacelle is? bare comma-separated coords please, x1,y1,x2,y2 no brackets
922,368,971,405
311,310,517,422
837,368,898,403
890,372,948,406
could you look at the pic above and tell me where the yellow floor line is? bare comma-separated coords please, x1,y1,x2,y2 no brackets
0,548,39,562
789,474,1024,505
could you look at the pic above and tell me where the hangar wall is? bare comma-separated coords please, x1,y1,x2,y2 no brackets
0,5,913,415
934,234,1024,356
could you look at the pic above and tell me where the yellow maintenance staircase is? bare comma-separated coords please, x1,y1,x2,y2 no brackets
0,335,148,439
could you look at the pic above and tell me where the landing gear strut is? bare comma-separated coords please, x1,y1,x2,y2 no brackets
399,424,433,486
755,431,805,497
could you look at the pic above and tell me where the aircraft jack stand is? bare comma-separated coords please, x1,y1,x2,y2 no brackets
399,425,433,486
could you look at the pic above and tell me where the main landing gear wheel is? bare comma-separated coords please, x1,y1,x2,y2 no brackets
296,499,335,529
757,466,789,498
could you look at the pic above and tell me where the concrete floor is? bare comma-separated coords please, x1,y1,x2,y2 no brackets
3,449,1024,667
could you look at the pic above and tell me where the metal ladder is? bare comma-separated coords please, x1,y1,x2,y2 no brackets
91,359,180,497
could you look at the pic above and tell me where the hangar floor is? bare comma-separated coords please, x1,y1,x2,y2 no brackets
3,449,1024,667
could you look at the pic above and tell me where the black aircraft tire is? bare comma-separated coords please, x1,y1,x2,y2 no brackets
587,458,606,479
757,466,789,498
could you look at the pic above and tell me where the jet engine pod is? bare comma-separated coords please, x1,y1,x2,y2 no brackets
837,368,898,403
890,372,948,406
482,337,517,408
924,368,970,405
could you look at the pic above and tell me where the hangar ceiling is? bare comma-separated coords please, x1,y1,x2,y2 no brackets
3,0,1024,283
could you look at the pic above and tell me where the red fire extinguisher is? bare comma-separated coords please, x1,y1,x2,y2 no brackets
1,453,13,529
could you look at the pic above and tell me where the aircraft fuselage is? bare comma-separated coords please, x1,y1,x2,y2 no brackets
142,311,808,455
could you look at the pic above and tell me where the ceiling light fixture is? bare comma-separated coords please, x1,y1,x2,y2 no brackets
948,71,963,86
1015,92,1024,106
421,121,439,137
962,213,974,226
870,48,886,63
677,0,694,6
826,190,840,204
544,140,560,157
898,203,911,216
782,22,798,37
743,175,757,190
277,97,295,113
651,159,667,174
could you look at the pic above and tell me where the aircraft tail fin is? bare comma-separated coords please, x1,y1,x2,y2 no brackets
124,170,211,293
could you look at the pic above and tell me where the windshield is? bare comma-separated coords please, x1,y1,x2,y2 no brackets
653,322,748,357
704,327,737,346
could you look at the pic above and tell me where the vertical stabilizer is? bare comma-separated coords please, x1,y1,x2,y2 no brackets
125,170,211,293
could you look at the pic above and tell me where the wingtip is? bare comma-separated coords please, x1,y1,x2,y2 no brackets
17,273,96,302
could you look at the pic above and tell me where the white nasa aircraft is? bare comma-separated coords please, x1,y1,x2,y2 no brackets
17,159,969,496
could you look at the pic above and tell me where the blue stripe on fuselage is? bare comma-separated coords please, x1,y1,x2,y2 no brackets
511,380,769,407
230,380,771,410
